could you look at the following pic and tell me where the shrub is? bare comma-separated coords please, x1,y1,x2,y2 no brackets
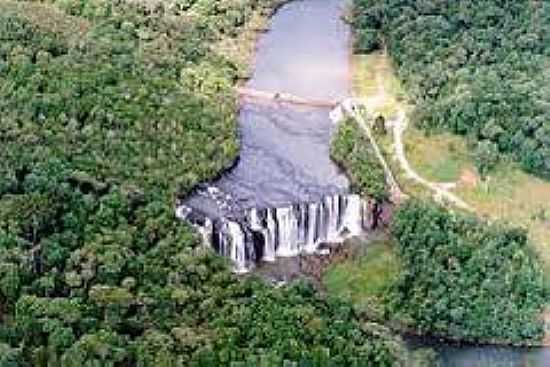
473,140,500,178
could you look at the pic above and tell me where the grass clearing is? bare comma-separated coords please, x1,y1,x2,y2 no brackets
351,54,378,98
403,129,474,183
323,238,399,313
405,128,550,275
459,164,550,273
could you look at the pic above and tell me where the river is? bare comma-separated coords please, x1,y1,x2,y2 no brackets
179,0,550,365
186,0,351,213
178,0,371,273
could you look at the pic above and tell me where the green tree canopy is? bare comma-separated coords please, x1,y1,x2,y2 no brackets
389,200,546,344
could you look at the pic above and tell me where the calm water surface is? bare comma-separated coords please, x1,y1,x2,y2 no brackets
184,0,351,217
427,343,550,367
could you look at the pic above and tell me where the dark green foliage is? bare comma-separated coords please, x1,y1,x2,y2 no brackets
331,119,388,201
0,1,403,365
354,0,550,178
200,280,404,365
389,200,546,344
0,4,238,199
0,344,23,367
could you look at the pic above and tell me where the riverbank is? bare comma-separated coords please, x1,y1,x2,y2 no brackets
216,0,292,80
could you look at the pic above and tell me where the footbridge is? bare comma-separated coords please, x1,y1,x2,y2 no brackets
237,87,339,108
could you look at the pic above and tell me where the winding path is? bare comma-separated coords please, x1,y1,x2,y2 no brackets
340,53,472,211
339,99,404,203
391,109,472,211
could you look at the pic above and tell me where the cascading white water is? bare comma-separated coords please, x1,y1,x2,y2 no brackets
263,209,277,262
177,193,373,272
305,202,319,253
341,194,363,235
221,220,248,274
297,205,307,246
251,208,276,262
317,200,326,243
275,207,300,257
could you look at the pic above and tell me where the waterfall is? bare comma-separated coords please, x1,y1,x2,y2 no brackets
220,220,245,273
275,207,300,257
305,202,319,253
341,194,363,235
177,193,373,272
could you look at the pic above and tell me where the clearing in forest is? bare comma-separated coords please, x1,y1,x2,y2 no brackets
353,51,550,280
408,130,550,276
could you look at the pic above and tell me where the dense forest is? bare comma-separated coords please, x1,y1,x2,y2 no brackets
389,200,546,344
354,0,550,177
0,0,405,365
